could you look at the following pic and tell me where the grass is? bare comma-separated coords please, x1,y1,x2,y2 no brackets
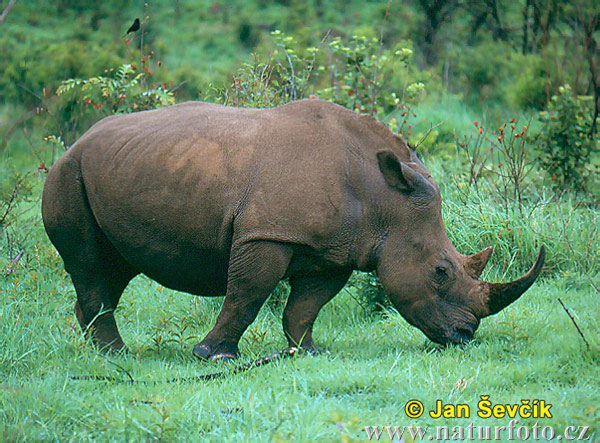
2,1,599,440
1,160,599,441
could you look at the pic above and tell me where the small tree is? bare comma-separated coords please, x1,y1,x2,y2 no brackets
318,36,422,120
488,118,536,214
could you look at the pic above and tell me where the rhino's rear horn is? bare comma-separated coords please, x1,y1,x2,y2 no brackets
463,246,493,279
483,246,545,316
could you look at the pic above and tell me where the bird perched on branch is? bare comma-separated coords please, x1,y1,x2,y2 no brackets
123,18,140,37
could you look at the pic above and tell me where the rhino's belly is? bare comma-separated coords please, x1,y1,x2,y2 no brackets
95,203,231,296
135,246,230,297
83,175,234,296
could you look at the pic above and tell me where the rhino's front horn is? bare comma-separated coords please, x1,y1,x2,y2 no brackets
483,246,546,316
463,246,493,279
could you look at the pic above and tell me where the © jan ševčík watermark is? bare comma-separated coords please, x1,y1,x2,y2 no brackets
363,397,592,441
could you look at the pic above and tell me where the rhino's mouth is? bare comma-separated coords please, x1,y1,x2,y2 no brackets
447,323,476,344
421,318,478,346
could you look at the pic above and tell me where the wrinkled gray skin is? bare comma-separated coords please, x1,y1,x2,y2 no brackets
42,100,545,361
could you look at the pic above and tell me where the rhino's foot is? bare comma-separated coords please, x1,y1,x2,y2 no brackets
192,342,238,362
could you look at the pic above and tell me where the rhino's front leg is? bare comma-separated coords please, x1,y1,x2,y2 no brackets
193,240,293,362
283,270,352,353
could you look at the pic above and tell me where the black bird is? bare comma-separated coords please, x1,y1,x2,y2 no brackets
124,18,140,37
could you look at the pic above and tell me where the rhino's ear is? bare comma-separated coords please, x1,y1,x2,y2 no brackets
376,150,434,197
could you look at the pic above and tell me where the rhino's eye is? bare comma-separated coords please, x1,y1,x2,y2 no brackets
435,266,448,278
433,266,450,286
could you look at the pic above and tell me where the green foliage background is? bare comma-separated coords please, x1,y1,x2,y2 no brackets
0,0,599,441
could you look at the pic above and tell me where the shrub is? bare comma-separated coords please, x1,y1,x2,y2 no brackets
454,41,512,103
505,54,549,110
0,36,124,106
488,118,536,214
208,31,321,108
0,171,34,234
41,63,175,152
57,63,174,115
537,85,598,192
345,271,389,313
455,116,538,216
210,30,425,124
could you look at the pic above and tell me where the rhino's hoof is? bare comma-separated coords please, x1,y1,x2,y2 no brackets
192,343,238,362
192,344,211,360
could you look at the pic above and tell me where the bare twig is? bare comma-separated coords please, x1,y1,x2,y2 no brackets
485,115,536,215
455,127,490,196
140,4,150,90
170,80,188,94
284,50,296,101
70,347,299,384
18,83,66,144
415,121,444,149
0,173,30,227
557,298,590,350
21,126,45,165
5,250,24,275
106,359,135,383
300,29,331,98
6,231,12,259
0,0,17,26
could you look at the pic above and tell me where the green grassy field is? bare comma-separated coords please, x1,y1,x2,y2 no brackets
1,1,599,440
1,161,598,442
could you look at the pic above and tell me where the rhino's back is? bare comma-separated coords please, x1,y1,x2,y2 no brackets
67,100,401,290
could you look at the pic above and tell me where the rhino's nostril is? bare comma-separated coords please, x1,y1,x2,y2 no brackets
457,327,473,337
452,326,474,344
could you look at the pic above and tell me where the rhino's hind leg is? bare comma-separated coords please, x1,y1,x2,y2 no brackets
193,241,293,362
283,270,352,353
70,268,135,351
42,153,138,352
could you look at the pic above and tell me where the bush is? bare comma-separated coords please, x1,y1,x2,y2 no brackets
454,41,512,103
0,171,34,234
0,36,124,106
505,54,549,110
537,85,598,192
210,30,425,124
57,63,174,116
208,31,320,108
345,271,389,313
39,63,175,151
454,117,537,215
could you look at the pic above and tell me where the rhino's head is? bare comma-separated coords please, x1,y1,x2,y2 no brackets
373,149,545,345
